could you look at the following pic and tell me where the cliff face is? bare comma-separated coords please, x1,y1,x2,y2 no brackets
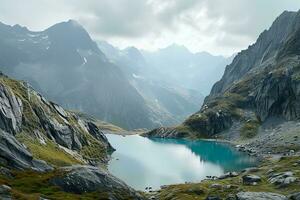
0,73,144,199
145,10,300,139
0,74,115,169
211,11,300,95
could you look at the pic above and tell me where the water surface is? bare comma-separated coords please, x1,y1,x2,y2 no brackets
107,134,257,190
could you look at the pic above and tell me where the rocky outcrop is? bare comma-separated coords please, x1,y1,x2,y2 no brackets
0,83,22,134
254,69,300,121
211,11,300,95
33,106,83,150
51,165,145,200
242,174,261,185
0,129,52,171
268,171,297,187
0,74,145,199
0,185,12,200
144,127,180,138
147,10,300,139
236,192,287,200
0,74,115,168
289,192,300,200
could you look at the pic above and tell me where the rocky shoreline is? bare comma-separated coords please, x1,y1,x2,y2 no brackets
141,127,300,200
146,153,300,200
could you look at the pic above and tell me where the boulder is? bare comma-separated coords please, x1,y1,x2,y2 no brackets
0,167,13,178
219,172,239,179
242,174,261,185
289,192,300,200
0,185,12,200
50,165,145,200
210,183,222,189
206,196,221,200
236,192,287,200
268,171,297,186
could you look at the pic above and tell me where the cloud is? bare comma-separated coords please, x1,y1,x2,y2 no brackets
0,0,300,55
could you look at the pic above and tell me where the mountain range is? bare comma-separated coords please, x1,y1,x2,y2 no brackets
0,8,300,200
0,20,232,130
146,10,300,147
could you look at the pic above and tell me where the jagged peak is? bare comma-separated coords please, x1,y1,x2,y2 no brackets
12,24,29,32
45,19,85,32
123,46,142,56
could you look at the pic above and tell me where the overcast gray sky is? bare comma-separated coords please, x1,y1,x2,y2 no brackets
1,0,300,56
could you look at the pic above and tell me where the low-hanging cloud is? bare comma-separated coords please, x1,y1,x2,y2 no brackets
0,0,300,55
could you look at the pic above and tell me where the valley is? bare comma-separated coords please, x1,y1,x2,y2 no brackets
0,2,300,200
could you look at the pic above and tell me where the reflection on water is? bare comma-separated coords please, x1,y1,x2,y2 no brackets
107,134,257,190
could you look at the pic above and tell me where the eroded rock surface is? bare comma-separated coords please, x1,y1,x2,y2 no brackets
0,83,22,134
0,129,52,171
51,165,145,200
236,192,287,200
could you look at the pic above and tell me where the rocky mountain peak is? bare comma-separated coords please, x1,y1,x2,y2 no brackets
210,10,300,96
12,24,29,33
45,20,99,52
146,10,300,140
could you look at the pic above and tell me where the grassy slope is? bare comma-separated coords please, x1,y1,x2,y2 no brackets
74,111,126,133
0,75,147,199
0,170,139,200
155,156,300,200
0,75,112,166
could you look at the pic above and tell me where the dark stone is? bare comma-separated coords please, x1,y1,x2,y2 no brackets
242,174,261,185
236,192,287,200
0,185,12,200
0,129,52,171
206,196,221,200
51,165,145,200
289,192,300,200
0,84,22,135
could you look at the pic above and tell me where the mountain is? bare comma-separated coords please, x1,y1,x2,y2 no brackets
141,44,234,95
147,10,300,200
145,10,300,150
0,20,159,130
98,41,205,126
0,73,144,199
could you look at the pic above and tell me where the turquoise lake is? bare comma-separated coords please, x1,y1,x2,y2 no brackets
106,134,257,190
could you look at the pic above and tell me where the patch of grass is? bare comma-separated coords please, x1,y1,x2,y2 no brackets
240,119,260,139
16,132,80,166
80,133,107,161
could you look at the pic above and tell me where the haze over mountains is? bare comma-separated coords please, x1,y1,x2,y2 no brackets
99,41,234,95
0,2,300,198
0,20,232,130
147,10,300,143
0,20,158,130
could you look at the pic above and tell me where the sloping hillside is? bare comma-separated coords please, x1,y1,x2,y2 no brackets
98,41,205,127
0,73,144,199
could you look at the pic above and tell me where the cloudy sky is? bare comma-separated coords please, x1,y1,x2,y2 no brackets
1,0,300,56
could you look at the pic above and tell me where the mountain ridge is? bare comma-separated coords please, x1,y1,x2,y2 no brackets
0,72,145,199
0,20,160,130
98,40,206,127
144,10,300,150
